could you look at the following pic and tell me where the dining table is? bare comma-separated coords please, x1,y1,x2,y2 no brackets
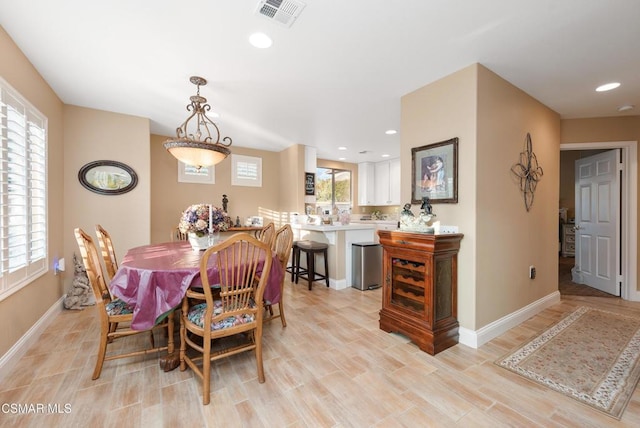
109,240,284,331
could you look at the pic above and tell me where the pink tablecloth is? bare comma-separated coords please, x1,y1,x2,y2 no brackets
110,241,283,330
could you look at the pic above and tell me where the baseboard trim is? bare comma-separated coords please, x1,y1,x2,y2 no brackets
0,296,64,382
332,279,348,290
458,291,561,349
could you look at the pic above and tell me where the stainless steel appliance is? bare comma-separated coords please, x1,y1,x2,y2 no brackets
351,242,382,290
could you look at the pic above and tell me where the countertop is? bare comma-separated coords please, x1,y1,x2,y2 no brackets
291,223,376,232
350,219,399,225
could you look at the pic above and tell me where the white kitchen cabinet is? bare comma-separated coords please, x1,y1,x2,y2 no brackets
373,158,401,205
358,162,375,206
374,162,389,205
388,158,400,205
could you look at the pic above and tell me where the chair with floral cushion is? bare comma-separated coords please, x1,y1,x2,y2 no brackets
256,222,276,248
264,224,293,327
95,224,118,283
75,228,175,380
179,233,272,405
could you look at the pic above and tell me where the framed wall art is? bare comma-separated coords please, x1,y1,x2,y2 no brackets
411,137,458,204
78,160,138,195
305,172,315,196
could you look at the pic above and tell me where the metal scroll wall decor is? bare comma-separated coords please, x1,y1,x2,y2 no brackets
511,133,543,211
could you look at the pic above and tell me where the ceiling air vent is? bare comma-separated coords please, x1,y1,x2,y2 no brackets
255,0,306,28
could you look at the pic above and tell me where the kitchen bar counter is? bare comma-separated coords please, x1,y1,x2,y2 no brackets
292,223,376,232
291,223,376,290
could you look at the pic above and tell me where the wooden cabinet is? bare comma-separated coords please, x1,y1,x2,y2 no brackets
378,230,463,355
357,162,375,206
561,224,575,257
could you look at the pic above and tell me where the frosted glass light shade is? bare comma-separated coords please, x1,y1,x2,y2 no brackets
164,140,230,169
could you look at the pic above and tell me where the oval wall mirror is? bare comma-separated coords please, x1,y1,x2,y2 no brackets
78,160,138,195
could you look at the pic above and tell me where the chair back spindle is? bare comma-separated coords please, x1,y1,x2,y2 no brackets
95,224,118,282
256,222,276,248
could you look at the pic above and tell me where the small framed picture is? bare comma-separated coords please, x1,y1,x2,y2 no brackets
305,172,315,195
411,137,458,204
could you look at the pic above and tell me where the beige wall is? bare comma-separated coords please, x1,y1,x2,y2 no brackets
475,65,560,328
278,145,306,216
401,64,561,331
150,134,283,244
0,27,65,357
63,106,151,273
401,64,479,328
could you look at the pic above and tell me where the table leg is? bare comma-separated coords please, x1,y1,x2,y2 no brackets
159,310,179,371
159,352,180,372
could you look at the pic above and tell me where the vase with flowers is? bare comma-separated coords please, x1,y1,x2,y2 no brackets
178,204,230,251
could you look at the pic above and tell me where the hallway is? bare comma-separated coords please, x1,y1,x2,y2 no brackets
558,256,617,298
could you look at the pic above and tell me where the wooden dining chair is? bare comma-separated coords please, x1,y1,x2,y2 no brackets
179,233,273,405
264,224,293,327
172,227,188,242
95,224,118,283
75,228,175,380
256,222,276,248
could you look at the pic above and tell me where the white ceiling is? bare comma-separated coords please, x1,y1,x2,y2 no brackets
1,0,639,163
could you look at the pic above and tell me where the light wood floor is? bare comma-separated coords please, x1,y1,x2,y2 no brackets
2,279,640,427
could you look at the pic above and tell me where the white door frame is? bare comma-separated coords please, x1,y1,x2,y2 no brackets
560,141,638,301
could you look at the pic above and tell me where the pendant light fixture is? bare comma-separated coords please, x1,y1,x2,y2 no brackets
164,76,232,169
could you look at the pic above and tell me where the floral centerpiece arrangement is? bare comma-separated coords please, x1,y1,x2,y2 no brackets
178,204,230,237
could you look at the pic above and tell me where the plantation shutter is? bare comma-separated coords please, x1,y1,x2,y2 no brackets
231,154,262,187
0,79,48,300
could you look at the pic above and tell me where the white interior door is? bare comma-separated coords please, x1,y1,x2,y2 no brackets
574,150,620,295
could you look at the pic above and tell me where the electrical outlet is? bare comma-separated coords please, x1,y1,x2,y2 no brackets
54,257,66,275
529,265,536,279
439,225,459,234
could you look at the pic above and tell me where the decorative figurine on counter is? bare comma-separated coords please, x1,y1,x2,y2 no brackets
399,200,435,233
235,216,241,227
401,203,414,217
222,194,229,213
421,197,433,215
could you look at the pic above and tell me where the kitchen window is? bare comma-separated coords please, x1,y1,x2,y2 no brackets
315,167,351,214
0,77,48,301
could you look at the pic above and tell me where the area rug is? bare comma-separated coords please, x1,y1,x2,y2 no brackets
495,306,640,419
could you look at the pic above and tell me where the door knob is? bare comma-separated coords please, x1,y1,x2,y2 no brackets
573,225,581,230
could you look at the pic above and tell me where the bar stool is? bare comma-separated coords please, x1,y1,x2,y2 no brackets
286,240,304,282
294,241,329,290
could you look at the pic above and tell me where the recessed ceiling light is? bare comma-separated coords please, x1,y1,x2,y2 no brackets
618,104,635,112
381,154,390,158
338,157,346,161
596,82,620,92
338,146,347,150
385,129,397,135
249,32,273,49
